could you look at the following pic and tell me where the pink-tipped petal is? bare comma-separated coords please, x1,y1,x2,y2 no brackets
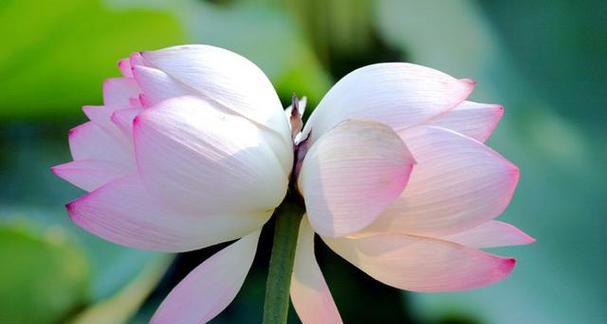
82,105,132,146
110,107,142,139
140,45,290,141
82,105,112,125
68,121,133,168
131,65,194,106
51,159,126,192
133,96,289,216
367,126,519,237
324,233,516,292
67,175,270,252
102,78,141,107
298,120,414,237
151,230,260,323
427,101,504,142
442,220,535,248
291,216,343,324
118,58,133,77
303,63,474,143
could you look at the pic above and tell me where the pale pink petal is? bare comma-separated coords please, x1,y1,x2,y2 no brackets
102,77,140,107
131,65,195,106
291,217,342,324
140,45,290,142
367,126,519,236
151,231,260,324
68,121,133,168
323,233,516,292
51,159,126,192
442,221,535,248
111,107,143,139
133,96,289,216
298,120,414,237
67,175,270,252
426,101,504,142
82,105,132,146
82,105,114,126
303,63,474,143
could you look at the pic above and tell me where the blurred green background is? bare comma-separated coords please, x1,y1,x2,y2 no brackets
1,0,605,323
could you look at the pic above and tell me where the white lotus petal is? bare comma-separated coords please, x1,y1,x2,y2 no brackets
291,217,342,324
133,96,290,216
151,230,261,323
299,120,414,237
367,126,518,236
68,175,270,252
324,233,515,292
303,63,474,143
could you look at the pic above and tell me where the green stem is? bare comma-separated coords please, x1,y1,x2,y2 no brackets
262,200,304,324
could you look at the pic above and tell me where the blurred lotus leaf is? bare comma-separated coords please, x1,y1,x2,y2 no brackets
0,0,184,120
0,223,89,324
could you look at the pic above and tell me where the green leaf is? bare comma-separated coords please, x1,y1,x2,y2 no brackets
0,223,89,324
0,0,184,120
69,255,172,324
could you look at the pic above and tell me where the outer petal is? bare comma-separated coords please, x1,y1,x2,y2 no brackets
323,233,516,292
51,159,126,192
102,77,140,107
151,230,261,323
367,126,519,236
298,120,414,237
68,121,133,168
291,217,342,324
140,45,290,142
426,101,504,142
67,175,270,252
303,63,474,143
442,221,535,248
133,96,289,216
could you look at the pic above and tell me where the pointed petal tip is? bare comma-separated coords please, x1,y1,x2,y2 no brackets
461,78,477,86
502,257,517,274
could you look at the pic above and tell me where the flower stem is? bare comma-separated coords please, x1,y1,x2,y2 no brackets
262,200,304,324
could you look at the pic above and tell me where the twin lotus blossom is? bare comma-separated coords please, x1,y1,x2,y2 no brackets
52,44,533,323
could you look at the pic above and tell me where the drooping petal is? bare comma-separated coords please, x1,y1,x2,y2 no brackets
131,65,195,106
426,101,504,142
324,233,516,292
303,63,474,143
442,221,535,248
68,121,133,168
151,230,261,323
291,217,342,324
298,120,415,237
67,175,270,252
140,45,290,141
133,96,290,216
102,77,140,107
367,126,519,236
51,159,126,192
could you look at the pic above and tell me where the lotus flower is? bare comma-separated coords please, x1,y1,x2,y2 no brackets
52,45,532,324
